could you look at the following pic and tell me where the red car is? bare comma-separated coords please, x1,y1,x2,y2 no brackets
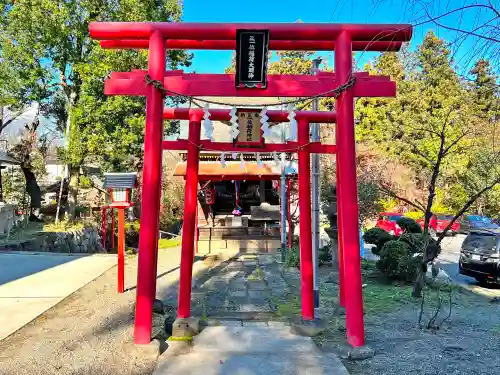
375,212,404,236
417,214,460,235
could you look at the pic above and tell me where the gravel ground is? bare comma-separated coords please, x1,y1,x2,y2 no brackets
347,294,500,375
0,248,188,375
310,265,500,375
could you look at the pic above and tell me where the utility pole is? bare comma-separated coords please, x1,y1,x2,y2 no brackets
311,57,322,308
280,107,287,262
55,97,73,224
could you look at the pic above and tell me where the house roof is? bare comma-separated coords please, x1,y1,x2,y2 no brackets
0,151,20,165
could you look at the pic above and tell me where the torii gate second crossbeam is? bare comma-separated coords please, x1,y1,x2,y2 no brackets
89,21,413,348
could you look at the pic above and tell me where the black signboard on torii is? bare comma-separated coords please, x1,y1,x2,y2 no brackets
235,29,269,88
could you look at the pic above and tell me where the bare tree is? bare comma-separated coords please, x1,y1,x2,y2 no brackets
380,108,500,296
8,109,48,221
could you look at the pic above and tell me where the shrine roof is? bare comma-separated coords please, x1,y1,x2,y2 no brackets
173,160,297,179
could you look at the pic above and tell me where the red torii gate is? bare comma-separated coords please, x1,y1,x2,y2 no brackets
89,22,412,347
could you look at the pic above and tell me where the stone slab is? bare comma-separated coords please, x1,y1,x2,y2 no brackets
246,281,267,290
229,290,247,298
172,317,200,338
229,282,247,291
155,350,351,375
194,326,319,353
248,290,266,299
154,326,350,375
235,303,272,312
219,320,243,327
290,317,326,337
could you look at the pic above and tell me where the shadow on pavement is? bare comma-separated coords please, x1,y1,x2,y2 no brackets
0,252,88,287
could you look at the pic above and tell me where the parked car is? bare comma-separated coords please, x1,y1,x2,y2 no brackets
459,215,499,234
459,229,500,284
375,212,404,236
416,214,460,236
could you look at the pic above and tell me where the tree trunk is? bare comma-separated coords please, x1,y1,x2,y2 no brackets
67,166,79,222
412,265,427,297
20,166,41,218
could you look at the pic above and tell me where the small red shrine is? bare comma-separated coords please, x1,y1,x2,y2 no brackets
172,104,297,252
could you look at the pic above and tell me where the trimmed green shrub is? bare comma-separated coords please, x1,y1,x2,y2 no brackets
396,217,422,234
377,240,408,277
396,254,422,282
376,240,420,282
399,233,425,254
399,232,441,258
363,227,395,255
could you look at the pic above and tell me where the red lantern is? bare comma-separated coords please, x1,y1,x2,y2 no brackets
103,172,137,208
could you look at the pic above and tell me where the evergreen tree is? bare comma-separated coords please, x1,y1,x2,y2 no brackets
1,0,191,219
469,59,499,120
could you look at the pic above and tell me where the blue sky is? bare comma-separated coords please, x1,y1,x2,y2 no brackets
181,0,497,76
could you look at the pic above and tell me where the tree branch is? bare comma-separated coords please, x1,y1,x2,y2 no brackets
0,106,31,133
424,6,500,43
422,107,454,233
378,184,427,212
442,130,470,155
436,178,500,243
404,124,442,137
408,140,436,166
487,1,500,18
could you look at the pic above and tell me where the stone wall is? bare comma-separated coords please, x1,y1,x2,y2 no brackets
1,226,106,253
0,203,15,235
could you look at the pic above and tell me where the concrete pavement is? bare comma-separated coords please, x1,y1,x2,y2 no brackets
0,252,116,341
154,324,350,375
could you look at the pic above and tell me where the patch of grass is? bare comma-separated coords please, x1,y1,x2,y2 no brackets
44,219,84,232
167,336,193,342
491,324,500,334
158,237,181,249
360,259,419,314
274,295,301,318
247,266,265,281
361,259,378,271
363,282,416,314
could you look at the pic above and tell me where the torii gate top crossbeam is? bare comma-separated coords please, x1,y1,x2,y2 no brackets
89,22,412,47
100,39,404,52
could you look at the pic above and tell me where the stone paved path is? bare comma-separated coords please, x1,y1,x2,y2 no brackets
162,252,291,323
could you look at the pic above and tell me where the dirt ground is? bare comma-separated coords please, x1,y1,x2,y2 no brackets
0,249,186,375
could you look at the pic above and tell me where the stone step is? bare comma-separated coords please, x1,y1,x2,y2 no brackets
196,239,281,253
154,326,350,375
193,326,318,354
206,311,275,320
